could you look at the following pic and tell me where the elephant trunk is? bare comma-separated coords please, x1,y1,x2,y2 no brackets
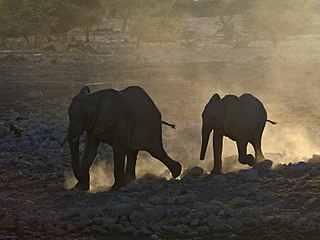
68,130,82,181
200,126,211,160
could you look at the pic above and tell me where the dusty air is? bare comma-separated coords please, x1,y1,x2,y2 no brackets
1,0,320,239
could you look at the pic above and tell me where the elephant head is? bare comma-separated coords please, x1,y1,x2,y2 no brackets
200,93,244,160
67,86,128,182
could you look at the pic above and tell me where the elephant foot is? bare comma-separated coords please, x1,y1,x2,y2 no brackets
74,181,90,191
239,154,256,166
170,161,182,178
111,181,125,191
211,167,223,175
125,175,136,185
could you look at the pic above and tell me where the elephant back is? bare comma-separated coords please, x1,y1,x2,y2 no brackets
121,86,161,121
239,94,267,132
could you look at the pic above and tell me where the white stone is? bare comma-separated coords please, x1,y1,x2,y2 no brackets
28,89,43,98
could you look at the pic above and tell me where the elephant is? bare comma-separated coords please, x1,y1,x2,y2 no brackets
200,93,276,174
67,86,182,191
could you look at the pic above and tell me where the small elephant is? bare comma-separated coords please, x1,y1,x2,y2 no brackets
67,86,182,191
200,93,276,174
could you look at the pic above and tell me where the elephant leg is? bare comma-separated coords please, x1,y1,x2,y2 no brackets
150,147,182,178
125,150,138,184
236,141,255,166
212,132,223,174
251,139,265,162
75,137,99,191
111,147,126,190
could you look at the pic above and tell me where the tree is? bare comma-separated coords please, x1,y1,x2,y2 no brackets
126,0,183,47
0,0,106,48
241,0,317,48
0,0,57,47
105,0,142,32
70,0,104,42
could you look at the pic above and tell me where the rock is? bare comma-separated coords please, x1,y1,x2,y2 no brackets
253,159,273,172
197,225,210,235
286,212,301,222
292,162,310,172
176,193,198,204
10,111,20,121
239,169,259,181
82,227,91,234
6,82,19,90
119,195,133,203
227,218,243,230
49,141,61,149
190,218,200,226
20,101,31,108
240,216,260,226
0,123,10,138
20,139,32,148
306,220,316,230
0,216,16,230
130,207,165,222
232,209,244,219
111,203,138,218
111,224,126,233
0,236,17,240
28,89,43,99
19,212,40,225
220,207,234,217
122,225,136,234
149,196,162,205
26,129,37,136
230,197,248,207
93,216,115,227
166,196,177,205
206,215,226,231
168,224,192,236
150,235,162,240
310,154,320,163
119,181,140,192
149,222,162,232
39,211,59,224
23,200,35,211
305,211,318,221
39,139,50,148
182,166,204,178
0,208,7,218
139,227,153,235
228,233,238,240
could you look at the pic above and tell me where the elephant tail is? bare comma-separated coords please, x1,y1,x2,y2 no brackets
162,120,176,129
267,119,277,125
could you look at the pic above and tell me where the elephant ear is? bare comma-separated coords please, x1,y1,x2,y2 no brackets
222,95,245,131
93,90,128,136
79,86,91,94
208,93,221,104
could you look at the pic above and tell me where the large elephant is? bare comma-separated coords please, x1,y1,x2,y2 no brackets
200,93,276,174
67,86,182,191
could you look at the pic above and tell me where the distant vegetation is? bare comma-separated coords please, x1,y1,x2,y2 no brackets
0,0,318,49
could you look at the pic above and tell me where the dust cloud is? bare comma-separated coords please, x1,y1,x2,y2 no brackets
64,13,320,191
67,62,320,192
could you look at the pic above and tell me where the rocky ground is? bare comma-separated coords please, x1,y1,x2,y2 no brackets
1,18,320,239
1,66,320,240
1,117,320,240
